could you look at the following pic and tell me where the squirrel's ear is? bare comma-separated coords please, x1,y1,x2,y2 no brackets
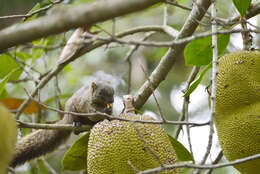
91,82,97,91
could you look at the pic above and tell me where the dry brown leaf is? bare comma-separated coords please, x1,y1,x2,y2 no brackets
0,98,45,114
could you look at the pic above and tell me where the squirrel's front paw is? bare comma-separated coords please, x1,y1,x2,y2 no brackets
73,122,82,135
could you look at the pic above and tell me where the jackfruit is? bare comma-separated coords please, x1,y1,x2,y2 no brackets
87,114,178,174
0,104,17,173
215,51,260,174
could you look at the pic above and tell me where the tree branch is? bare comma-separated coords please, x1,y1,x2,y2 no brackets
134,0,211,109
194,2,218,174
138,153,260,174
0,0,163,52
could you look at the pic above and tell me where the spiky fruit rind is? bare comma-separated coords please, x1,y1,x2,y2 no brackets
216,51,260,113
0,104,17,173
87,114,178,174
215,51,260,174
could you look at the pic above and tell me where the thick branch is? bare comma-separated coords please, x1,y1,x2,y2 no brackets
134,0,211,109
0,0,163,52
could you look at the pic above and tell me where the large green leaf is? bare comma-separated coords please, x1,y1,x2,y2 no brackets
0,54,23,80
232,0,252,17
168,134,194,162
183,63,212,97
62,132,90,171
184,34,230,66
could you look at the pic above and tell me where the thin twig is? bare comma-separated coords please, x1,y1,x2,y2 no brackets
8,77,32,83
140,64,167,123
11,52,41,74
194,2,218,174
128,161,140,173
54,75,63,118
132,123,164,166
1,1,260,52
126,48,133,94
14,25,169,119
241,17,252,50
163,3,168,26
21,43,66,50
137,153,260,174
83,28,260,48
124,32,156,94
17,120,92,131
7,52,40,83
246,20,260,30
0,0,64,20
36,85,42,124
203,151,223,174
23,89,209,126
34,160,42,174
166,0,192,11
41,158,58,174
174,66,200,139
112,18,116,36
203,0,218,164
8,167,16,174
182,67,201,161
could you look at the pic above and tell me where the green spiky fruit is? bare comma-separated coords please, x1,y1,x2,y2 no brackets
0,104,17,173
215,51,260,174
87,114,178,174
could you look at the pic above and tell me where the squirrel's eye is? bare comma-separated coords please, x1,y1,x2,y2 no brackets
99,89,105,95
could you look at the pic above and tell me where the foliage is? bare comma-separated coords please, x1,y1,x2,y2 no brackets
0,0,258,173
62,132,90,171
184,34,230,66
0,98,45,114
232,0,252,17
0,105,17,174
167,134,194,162
62,131,193,171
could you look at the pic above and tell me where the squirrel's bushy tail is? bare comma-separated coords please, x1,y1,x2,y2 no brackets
10,115,72,167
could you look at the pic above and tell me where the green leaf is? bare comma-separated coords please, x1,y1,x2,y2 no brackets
168,134,194,162
62,132,90,171
32,36,55,61
14,52,32,61
32,47,44,60
183,63,212,97
232,0,252,17
184,34,230,66
42,36,55,47
0,54,23,80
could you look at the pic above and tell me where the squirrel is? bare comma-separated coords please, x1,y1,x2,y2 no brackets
10,81,114,168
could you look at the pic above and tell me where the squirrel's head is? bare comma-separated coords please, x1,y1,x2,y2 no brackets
90,82,114,115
